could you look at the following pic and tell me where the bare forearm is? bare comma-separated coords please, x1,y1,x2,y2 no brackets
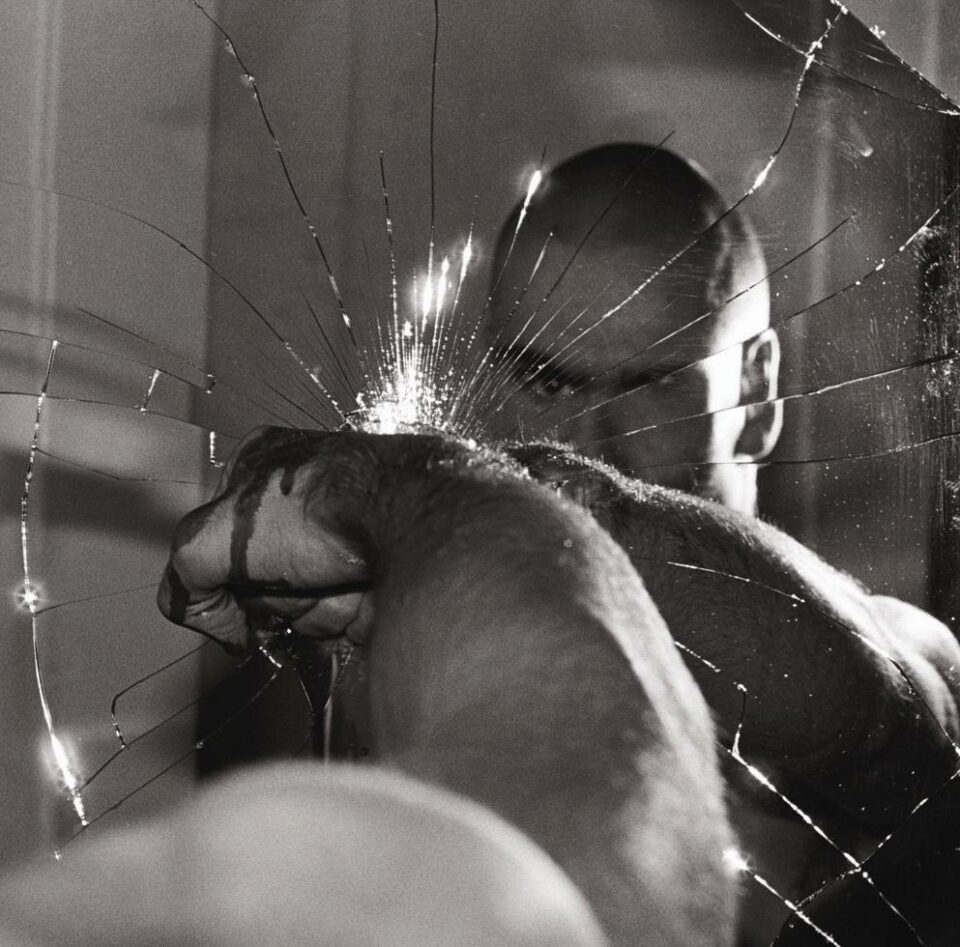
340,446,734,945
159,429,737,945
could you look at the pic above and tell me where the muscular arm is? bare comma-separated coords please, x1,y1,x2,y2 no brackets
158,428,735,947
510,442,960,827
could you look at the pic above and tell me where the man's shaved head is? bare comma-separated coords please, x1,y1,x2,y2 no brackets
485,143,780,514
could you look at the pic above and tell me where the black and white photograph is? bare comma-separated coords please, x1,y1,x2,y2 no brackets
1,2,959,944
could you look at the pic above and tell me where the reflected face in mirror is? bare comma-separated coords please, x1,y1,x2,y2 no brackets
484,144,782,514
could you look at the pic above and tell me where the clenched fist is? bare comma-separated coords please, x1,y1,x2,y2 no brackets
158,426,376,652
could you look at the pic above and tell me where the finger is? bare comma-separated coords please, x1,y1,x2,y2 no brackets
215,425,323,498
284,588,375,644
157,564,249,654
213,424,275,498
158,492,249,652
159,442,369,652
239,584,373,641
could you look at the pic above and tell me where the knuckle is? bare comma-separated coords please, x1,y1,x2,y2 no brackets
220,425,299,490
170,501,219,555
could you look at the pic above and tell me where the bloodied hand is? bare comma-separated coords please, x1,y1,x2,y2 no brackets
158,426,377,654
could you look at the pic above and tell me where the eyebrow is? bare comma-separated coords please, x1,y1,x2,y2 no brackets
493,343,591,393
494,343,685,402
599,348,690,392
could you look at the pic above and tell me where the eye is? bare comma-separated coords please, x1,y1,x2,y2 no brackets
522,365,583,402
620,366,680,397
493,346,587,403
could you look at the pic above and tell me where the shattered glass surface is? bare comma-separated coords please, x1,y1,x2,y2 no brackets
1,0,959,942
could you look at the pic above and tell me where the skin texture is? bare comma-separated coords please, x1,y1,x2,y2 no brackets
0,765,608,947
158,427,736,947
38,137,959,939
151,427,960,944
479,144,960,942
510,442,960,946
507,443,960,822
7,149,953,943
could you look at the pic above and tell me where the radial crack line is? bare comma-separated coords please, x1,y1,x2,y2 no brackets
730,0,960,116
20,340,87,826
189,0,368,384
546,179,960,437
0,175,344,425
583,347,960,449
61,665,280,848
530,14,843,386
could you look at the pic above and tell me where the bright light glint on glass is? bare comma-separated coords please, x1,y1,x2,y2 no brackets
722,846,751,874
17,583,40,611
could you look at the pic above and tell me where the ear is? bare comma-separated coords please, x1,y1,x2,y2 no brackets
734,329,782,461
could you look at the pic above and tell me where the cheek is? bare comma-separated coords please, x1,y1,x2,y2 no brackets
701,349,744,414
597,363,738,470
701,349,748,460
708,407,748,462
602,372,717,463
609,414,716,470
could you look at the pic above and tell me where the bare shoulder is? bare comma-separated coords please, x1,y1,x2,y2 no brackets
867,595,960,735
503,438,960,820
0,764,607,947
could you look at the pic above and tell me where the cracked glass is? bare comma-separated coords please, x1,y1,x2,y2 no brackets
1,1,959,943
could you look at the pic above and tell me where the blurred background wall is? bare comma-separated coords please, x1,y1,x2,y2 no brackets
0,1,215,864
